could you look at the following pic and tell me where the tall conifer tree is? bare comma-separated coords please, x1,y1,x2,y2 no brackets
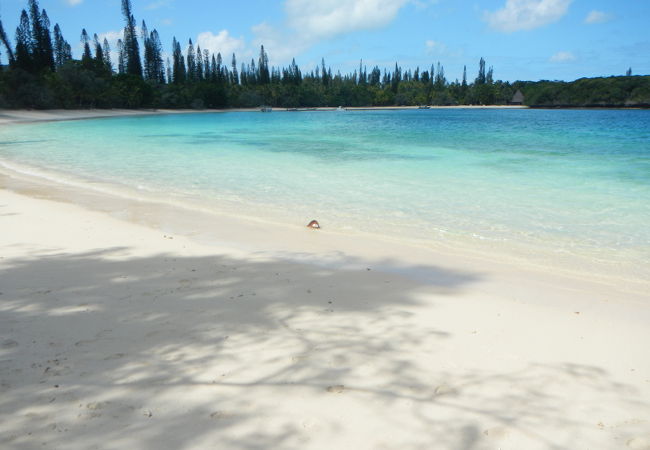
258,45,270,84
15,10,33,71
117,38,126,74
103,38,112,72
186,38,196,81
0,17,15,65
80,28,93,68
52,24,69,67
38,8,54,70
231,53,238,85
121,0,142,77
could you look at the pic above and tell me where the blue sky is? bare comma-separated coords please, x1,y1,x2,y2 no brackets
2,0,648,82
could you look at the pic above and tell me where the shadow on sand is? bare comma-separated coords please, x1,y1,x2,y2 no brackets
0,248,646,449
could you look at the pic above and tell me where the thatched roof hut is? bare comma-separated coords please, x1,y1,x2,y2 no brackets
511,90,525,105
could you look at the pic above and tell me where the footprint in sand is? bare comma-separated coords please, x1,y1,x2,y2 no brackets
326,385,345,393
210,411,236,420
434,384,457,396
483,427,511,440
86,401,111,410
1,339,18,349
627,436,650,449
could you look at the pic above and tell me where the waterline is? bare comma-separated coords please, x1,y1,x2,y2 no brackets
1,109,648,286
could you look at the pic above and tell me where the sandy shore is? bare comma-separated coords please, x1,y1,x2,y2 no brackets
0,109,257,125
1,112,649,449
0,105,528,125
1,184,649,450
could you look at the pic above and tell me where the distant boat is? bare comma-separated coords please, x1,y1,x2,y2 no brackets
260,106,272,112
418,105,430,109
337,106,346,111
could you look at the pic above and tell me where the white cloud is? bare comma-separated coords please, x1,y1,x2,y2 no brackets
251,22,309,65
484,0,572,32
584,10,613,24
67,0,83,5
196,30,247,60
425,40,446,54
550,51,575,62
251,0,412,64
285,0,409,40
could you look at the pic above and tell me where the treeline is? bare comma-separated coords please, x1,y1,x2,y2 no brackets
0,0,648,109
518,77,650,108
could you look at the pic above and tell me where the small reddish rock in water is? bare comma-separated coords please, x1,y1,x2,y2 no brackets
306,220,320,229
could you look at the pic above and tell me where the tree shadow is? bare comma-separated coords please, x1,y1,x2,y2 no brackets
0,248,647,449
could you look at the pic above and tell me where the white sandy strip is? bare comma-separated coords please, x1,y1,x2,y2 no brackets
0,187,649,450
0,105,528,126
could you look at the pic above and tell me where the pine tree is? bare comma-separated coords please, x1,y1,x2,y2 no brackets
460,65,468,100
121,0,142,77
202,48,210,80
0,18,15,65
249,59,257,84
171,37,186,83
93,33,104,63
216,52,224,83
15,10,33,71
321,58,329,86
52,23,69,68
195,44,203,80
117,38,125,74
391,62,401,92
258,45,270,84
369,66,380,85
41,10,54,68
231,53,238,85
142,21,154,80
151,30,164,83
80,29,93,68
434,62,446,90
141,24,164,82
103,38,112,72
27,0,44,70
476,57,486,85
186,39,196,81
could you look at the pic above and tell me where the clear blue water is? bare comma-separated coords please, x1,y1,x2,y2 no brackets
1,109,649,277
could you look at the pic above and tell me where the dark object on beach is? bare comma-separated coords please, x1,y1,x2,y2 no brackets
307,220,320,229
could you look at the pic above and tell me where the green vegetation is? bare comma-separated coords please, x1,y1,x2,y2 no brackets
0,0,648,109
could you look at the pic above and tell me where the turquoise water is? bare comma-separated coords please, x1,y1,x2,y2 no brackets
1,109,649,277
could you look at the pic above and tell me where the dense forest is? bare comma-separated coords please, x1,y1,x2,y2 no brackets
0,0,648,110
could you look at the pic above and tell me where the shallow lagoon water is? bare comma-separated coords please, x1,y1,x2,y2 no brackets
1,109,649,281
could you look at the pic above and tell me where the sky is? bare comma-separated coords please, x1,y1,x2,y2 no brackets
1,0,649,82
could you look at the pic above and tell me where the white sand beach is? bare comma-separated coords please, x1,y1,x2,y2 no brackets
1,111,649,450
0,105,529,125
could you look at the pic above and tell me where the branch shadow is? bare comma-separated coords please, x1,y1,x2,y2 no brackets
0,248,647,449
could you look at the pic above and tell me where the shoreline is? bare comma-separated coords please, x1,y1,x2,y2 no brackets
2,104,647,127
0,106,528,125
1,157,647,296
